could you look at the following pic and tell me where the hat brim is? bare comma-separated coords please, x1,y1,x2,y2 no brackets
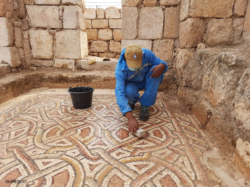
126,59,142,68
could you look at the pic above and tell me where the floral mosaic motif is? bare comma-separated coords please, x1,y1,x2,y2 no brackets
0,94,218,186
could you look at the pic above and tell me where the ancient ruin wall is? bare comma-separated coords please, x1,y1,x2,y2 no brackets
85,7,121,59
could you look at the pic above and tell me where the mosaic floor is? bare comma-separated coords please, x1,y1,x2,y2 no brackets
0,91,220,187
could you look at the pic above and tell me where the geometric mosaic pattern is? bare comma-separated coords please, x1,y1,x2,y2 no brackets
0,93,219,187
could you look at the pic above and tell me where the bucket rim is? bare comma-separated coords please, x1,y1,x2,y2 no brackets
68,86,95,94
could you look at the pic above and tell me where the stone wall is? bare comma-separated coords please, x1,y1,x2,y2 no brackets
85,7,121,59
0,0,87,74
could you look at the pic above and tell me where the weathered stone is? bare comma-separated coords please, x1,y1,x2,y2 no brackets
244,2,250,31
105,7,120,19
26,5,62,28
14,21,21,27
31,59,54,67
49,30,57,35
197,43,205,50
63,6,85,30
109,19,122,29
206,19,233,46
164,7,179,39
92,20,109,29
97,8,105,19
233,68,250,125
110,41,121,53
85,20,91,28
0,0,13,17
21,19,29,30
0,18,14,47
99,53,116,58
179,18,205,48
54,59,75,70
29,30,53,59
85,8,96,19
234,18,245,41
139,7,163,39
98,29,112,40
24,0,34,4
122,0,142,7
160,0,181,6
62,0,86,10
90,41,108,52
234,0,248,17
23,31,29,39
236,139,250,167
0,64,10,77
56,30,88,59
0,47,21,67
144,0,157,6
122,7,138,40
85,29,97,40
18,48,25,59
113,29,122,41
176,49,192,77
190,0,235,18
17,0,26,18
14,27,23,48
23,39,31,66
153,40,174,61
77,60,117,70
121,40,152,50
180,0,189,21
34,0,60,5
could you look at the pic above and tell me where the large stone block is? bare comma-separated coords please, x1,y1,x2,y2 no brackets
153,40,174,61
110,41,121,53
85,29,97,40
24,0,34,4
54,59,75,70
109,19,122,29
122,7,138,40
98,29,112,40
31,59,54,67
139,7,163,39
34,0,60,5
206,19,233,46
105,7,120,19
190,0,235,18
85,20,91,28
29,30,53,59
160,0,181,5
244,2,250,32
85,8,96,19
179,18,205,48
113,29,122,41
92,20,109,29
56,30,88,59
14,27,23,48
0,18,14,47
63,6,85,30
234,18,245,41
122,0,142,7
176,49,192,77
97,8,105,19
17,0,26,18
0,0,13,17
26,5,62,28
180,0,190,21
144,0,157,6
234,0,248,16
121,40,152,51
90,41,108,52
0,47,21,67
164,7,179,38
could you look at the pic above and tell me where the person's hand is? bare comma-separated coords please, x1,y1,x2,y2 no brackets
128,117,139,133
150,64,166,78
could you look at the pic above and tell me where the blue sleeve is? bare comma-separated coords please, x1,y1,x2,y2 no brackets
115,68,132,116
146,49,168,74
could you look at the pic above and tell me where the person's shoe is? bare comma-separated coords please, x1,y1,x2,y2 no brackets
128,103,135,110
139,106,149,121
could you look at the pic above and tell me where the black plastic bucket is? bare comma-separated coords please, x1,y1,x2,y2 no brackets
68,87,94,109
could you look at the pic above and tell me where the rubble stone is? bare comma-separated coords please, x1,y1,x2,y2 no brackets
122,7,138,40
160,0,181,6
113,29,122,41
122,0,142,7
92,20,109,29
234,18,245,41
197,43,206,50
56,30,88,59
85,29,97,40
164,7,179,38
153,40,174,61
18,48,25,59
85,8,96,19
0,64,10,77
180,0,189,21
23,39,31,66
109,19,122,29
14,21,21,27
97,8,105,19
54,59,75,70
34,0,60,5
0,47,21,67
139,7,163,39
244,2,250,31
176,49,192,77
121,40,152,50
14,27,23,48
29,30,53,59
144,0,157,7
234,0,248,16
190,0,235,18
98,29,112,40
90,41,108,52
0,18,14,47
105,7,120,19
62,0,85,10
110,41,121,53
0,0,13,17
26,5,62,28
31,59,54,67
179,18,205,48
63,6,85,30
206,19,233,46
85,20,91,28
17,0,26,18
24,0,34,4
21,19,29,30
